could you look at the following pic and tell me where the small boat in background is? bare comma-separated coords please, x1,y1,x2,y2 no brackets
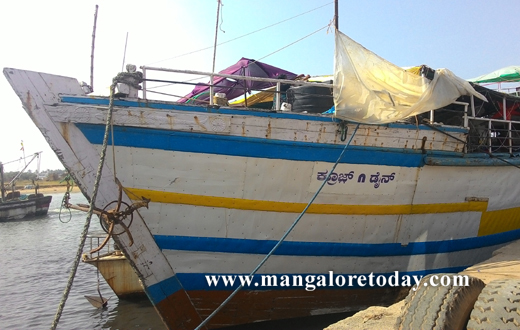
0,152,52,221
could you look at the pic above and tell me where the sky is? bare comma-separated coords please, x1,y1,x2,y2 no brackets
1,0,519,171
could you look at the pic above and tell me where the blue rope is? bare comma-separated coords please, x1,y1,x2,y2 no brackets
194,123,360,330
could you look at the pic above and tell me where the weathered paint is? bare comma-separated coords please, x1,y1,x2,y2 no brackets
4,68,204,330
425,155,520,166
171,287,410,329
83,254,144,298
5,68,520,330
52,96,467,152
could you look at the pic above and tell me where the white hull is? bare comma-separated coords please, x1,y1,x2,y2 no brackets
5,67,520,329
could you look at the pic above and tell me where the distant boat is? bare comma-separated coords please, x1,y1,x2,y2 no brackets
0,193,53,221
0,152,52,221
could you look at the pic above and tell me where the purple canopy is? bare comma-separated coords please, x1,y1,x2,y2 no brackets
178,57,297,104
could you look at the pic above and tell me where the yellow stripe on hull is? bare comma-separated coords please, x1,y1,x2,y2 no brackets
478,208,520,236
126,187,520,237
126,187,488,215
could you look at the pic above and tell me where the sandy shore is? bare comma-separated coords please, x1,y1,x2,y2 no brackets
18,185,81,194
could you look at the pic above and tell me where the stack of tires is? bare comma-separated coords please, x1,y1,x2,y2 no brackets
397,273,520,330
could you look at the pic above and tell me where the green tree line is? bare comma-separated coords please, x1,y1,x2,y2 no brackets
2,169,68,182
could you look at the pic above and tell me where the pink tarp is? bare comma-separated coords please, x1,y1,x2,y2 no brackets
178,57,296,104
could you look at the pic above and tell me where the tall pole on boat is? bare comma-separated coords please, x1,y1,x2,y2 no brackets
121,32,129,72
334,0,338,30
90,5,99,93
210,0,222,105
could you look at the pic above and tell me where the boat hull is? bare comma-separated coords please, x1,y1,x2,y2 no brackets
163,287,408,328
5,67,520,329
0,195,52,221
83,253,145,299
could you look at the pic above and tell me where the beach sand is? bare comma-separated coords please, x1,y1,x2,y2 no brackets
18,185,81,195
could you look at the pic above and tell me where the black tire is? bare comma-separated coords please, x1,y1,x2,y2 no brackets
467,279,520,330
286,84,333,113
397,273,485,330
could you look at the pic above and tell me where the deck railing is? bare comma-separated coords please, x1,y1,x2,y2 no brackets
140,66,333,111
138,66,520,154
426,98,520,154
84,233,118,259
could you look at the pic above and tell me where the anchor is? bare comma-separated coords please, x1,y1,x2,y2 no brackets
62,180,149,308
84,295,110,309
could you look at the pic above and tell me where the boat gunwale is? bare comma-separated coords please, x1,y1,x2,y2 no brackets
59,95,469,134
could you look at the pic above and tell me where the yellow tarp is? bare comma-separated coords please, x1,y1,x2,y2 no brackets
230,86,276,107
230,75,333,107
333,31,486,124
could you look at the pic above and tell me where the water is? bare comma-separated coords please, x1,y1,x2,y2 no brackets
0,192,351,330
0,192,165,330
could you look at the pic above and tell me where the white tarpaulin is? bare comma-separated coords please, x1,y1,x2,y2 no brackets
333,31,486,124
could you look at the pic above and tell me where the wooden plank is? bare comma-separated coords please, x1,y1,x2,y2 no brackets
47,102,466,151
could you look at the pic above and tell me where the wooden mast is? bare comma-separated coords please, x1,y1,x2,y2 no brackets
90,5,99,93
334,0,338,30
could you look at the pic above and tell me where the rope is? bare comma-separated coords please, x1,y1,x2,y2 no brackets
194,123,360,330
110,108,117,181
58,174,73,223
50,75,120,330
421,119,467,145
146,2,332,65
58,191,72,223
251,25,328,65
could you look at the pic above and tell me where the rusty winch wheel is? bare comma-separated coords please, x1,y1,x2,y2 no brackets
99,200,134,236
60,184,149,254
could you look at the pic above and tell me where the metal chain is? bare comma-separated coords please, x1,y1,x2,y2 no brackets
50,75,120,330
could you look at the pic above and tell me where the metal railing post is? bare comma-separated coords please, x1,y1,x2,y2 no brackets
488,120,492,153
463,104,469,128
209,74,214,105
142,68,147,100
275,82,281,110
470,95,476,117
503,96,507,120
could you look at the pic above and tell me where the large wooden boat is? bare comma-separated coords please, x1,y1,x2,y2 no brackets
4,27,520,329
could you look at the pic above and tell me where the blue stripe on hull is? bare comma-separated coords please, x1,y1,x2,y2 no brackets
146,275,183,304
154,228,520,257
176,267,467,291
76,123,426,167
144,267,467,303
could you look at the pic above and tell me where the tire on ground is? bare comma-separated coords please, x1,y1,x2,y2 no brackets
467,279,520,330
397,273,485,330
